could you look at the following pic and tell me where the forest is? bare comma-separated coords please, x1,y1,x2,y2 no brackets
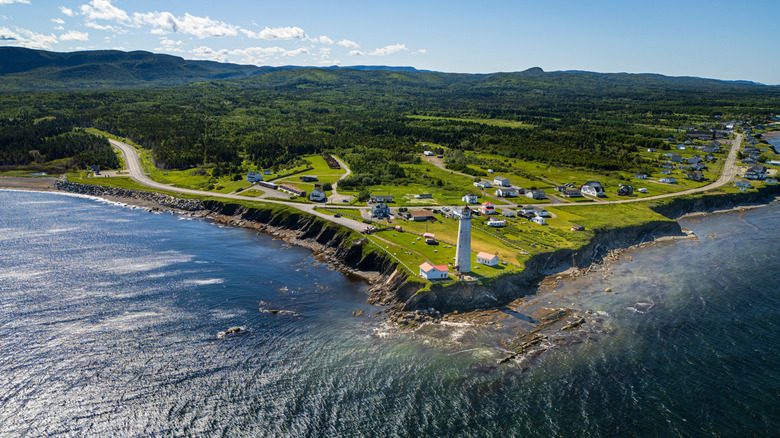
1,54,778,183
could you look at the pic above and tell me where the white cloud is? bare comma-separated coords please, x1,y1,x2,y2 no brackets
51,18,65,24
54,25,64,30
60,30,88,41
133,12,239,38
60,6,75,17
0,26,57,49
85,20,125,33
0,0,31,5
80,0,129,22
242,26,305,40
312,35,333,44
337,39,359,48
192,45,308,64
155,37,184,53
368,43,408,56
348,50,363,56
416,49,427,54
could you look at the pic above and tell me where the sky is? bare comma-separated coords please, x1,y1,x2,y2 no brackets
1,0,778,84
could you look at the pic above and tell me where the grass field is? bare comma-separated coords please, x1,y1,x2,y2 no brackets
408,115,535,129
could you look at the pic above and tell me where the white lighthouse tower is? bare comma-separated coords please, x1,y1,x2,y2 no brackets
455,206,472,273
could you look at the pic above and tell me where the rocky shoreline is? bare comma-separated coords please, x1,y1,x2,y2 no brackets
5,177,780,317
5,175,780,365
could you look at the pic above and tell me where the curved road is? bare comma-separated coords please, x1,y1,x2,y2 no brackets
109,139,369,232
110,133,743,230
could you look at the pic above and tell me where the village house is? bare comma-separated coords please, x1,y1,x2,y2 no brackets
461,194,479,204
526,189,546,200
561,188,583,198
495,187,518,197
493,176,511,187
479,202,496,215
735,180,753,188
487,218,507,227
532,216,547,225
634,174,648,180
414,193,433,199
309,188,327,202
570,224,585,231
263,170,273,175
532,207,550,217
669,153,683,163
476,252,499,266
659,177,676,184
637,188,648,193
370,203,391,218
580,181,606,197
687,171,705,182
370,194,394,203
299,175,318,182
660,169,673,175
616,185,634,196
744,163,767,180
246,171,263,182
419,262,448,280
409,209,436,221
279,184,307,197
687,155,702,165
423,151,435,156
647,148,657,153
501,210,515,217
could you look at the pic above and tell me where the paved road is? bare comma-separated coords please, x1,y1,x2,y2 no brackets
424,134,743,208
110,133,743,231
109,139,369,232
554,133,743,207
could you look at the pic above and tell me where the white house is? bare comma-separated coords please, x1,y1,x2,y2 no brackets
309,188,327,202
487,218,506,227
423,151,435,156
246,171,263,183
581,182,606,197
501,210,515,217
462,194,479,204
533,207,550,218
480,202,496,215
476,252,499,266
419,262,449,280
659,177,676,184
532,216,547,225
638,188,648,193
526,189,546,200
495,188,518,197
493,176,511,187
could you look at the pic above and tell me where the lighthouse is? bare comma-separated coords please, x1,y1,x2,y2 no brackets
455,206,472,273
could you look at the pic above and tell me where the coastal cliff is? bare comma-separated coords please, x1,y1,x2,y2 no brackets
52,178,780,315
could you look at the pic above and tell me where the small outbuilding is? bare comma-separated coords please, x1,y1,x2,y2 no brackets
476,252,499,266
419,262,449,280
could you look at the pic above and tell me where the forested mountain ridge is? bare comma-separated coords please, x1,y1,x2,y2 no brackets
1,48,778,181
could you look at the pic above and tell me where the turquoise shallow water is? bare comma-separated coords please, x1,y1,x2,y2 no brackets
0,190,778,436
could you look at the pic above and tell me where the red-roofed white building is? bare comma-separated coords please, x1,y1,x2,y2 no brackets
480,202,496,215
419,262,449,280
476,252,499,266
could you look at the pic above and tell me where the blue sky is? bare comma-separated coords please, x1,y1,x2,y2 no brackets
1,0,778,84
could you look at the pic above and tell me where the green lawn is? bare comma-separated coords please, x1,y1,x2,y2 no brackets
408,115,535,129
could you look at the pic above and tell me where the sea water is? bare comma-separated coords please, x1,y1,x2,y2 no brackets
0,190,778,436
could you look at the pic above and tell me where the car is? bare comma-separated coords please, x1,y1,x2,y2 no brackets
334,214,341,218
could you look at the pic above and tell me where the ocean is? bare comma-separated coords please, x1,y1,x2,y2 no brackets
1,190,778,437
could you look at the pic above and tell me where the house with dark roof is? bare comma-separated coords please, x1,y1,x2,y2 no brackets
580,182,606,197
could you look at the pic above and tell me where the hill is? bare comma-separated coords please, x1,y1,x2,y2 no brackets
0,47,277,91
